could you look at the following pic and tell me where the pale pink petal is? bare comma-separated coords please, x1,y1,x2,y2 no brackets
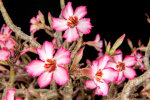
27,60,45,77
0,49,9,61
15,98,23,100
124,67,136,80
94,80,109,96
30,17,37,24
94,34,100,42
38,72,53,88
52,18,68,31
62,2,73,19
123,55,137,67
102,68,118,82
3,96,6,100
74,6,87,19
63,28,79,42
0,40,5,47
115,71,124,83
54,47,71,65
5,39,15,49
37,41,54,61
105,61,117,70
85,80,97,89
98,55,111,70
90,60,99,78
77,18,92,34
53,66,69,85
6,89,16,100
113,49,123,63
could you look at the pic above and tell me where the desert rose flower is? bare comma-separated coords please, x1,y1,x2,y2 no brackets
134,51,145,70
3,89,23,100
0,24,12,41
85,55,118,96
85,34,103,51
52,2,92,42
106,49,137,83
30,12,40,33
0,41,9,61
27,41,71,87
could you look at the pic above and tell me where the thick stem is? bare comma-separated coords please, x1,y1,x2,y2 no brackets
63,79,73,100
9,66,15,84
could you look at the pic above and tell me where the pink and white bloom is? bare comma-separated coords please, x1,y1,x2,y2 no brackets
30,12,40,34
52,2,92,42
85,34,103,51
0,39,16,58
0,41,9,61
85,55,118,96
106,49,137,83
0,24,12,41
134,51,145,70
3,89,23,100
27,41,71,87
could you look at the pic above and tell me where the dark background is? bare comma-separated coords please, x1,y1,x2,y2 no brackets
0,0,149,60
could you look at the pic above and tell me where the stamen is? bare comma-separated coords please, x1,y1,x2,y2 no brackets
67,16,79,28
44,59,56,72
116,62,125,71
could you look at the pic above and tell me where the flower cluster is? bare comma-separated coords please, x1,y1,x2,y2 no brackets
0,24,16,61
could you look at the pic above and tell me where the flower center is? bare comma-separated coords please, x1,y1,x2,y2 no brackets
44,59,56,72
116,62,125,71
95,69,103,82
67,16,79,28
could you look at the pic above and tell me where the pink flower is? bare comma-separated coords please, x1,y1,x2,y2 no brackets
85,34,103,51
134,51,145,70
27,41,71,87
85,55,118,96
30,12,40,34
0,41,9,61
0,39,16,58
106,49,137,83
0,24,12,41
52,2,92,42
3,89,23,100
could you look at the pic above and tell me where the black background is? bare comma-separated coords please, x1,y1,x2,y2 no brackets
0,0,149,60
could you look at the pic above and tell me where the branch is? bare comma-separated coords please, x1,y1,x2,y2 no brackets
121,69,150,100
0,0,41,48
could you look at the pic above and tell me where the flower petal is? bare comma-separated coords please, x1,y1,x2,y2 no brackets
27,60,45,77
38,72,53,88
124,67,136,80
15,98,23,100
53,66,69,85
6,89,16,100
94,80,109,96
0,49,9,61
102,68,118,82
52,18,68,31
85,80,97,89
37,41,54,61
123,55,137,67
63,28,79,42
77,18,92,34
113,49,123,63
5,39,15,49
74,6,87,19
115,71,124,83
54,47,71,65
98,55,111,70
105,61,117,70
62,2,73,19
90,60,99,78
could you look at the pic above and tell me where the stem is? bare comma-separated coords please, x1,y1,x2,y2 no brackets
63,79,73,100
9,66,15,84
